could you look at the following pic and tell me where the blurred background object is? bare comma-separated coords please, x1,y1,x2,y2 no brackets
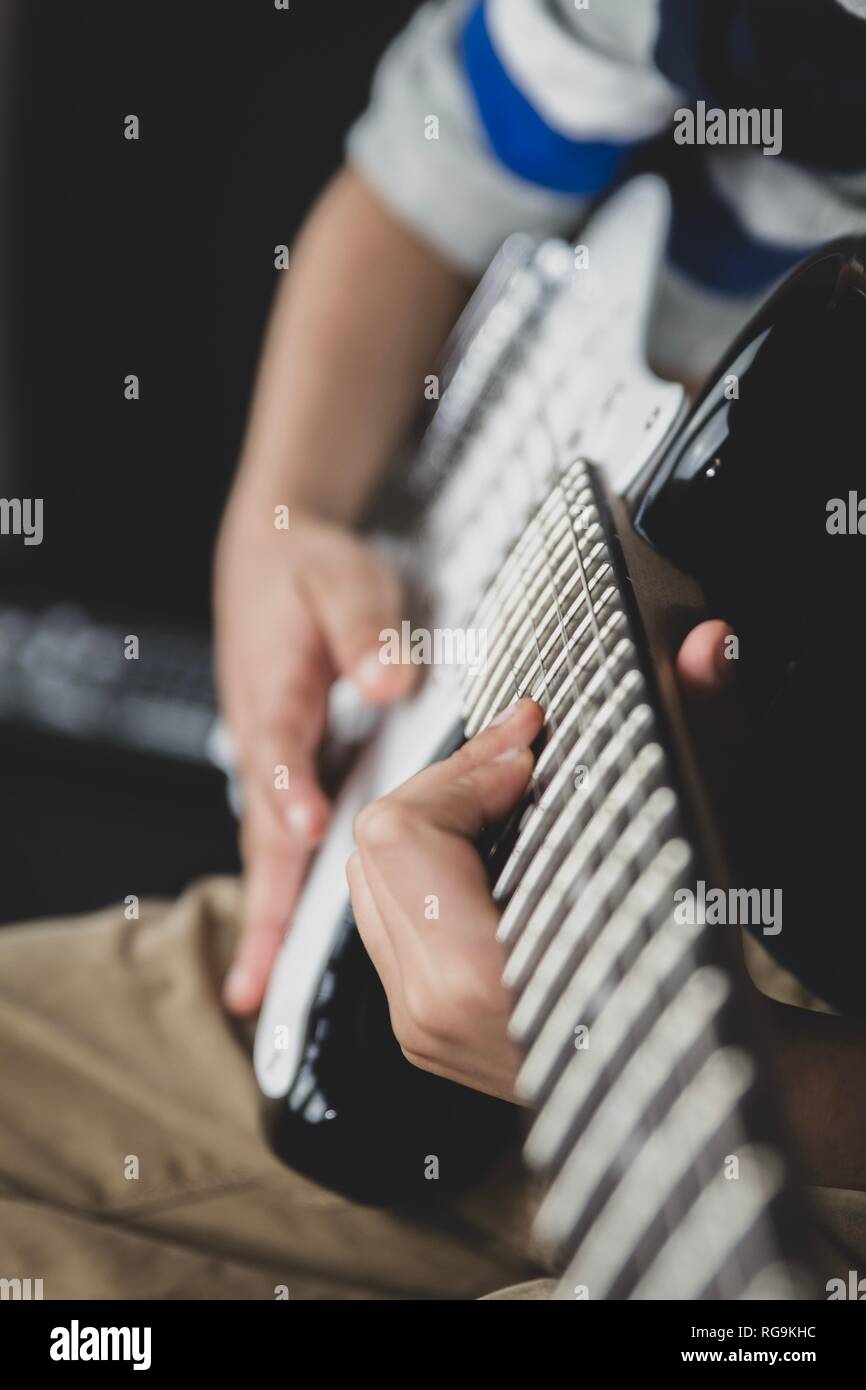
0,0,416,922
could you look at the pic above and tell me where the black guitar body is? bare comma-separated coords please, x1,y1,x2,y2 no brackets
262,907,519,1205
638,237,866,1018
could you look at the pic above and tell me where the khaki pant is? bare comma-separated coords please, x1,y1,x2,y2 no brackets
0,877,549,1300
1,877,864,1300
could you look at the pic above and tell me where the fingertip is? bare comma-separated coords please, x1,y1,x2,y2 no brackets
488,696,544,729
285,796,329,845
676,620,736,697
467,744,535,821
222,962,261,1015
275,765,331,845
520,696,545,736
351,650,415,705
479,698,544,752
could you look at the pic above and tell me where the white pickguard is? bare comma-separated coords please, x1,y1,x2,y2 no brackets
255,175,686,1098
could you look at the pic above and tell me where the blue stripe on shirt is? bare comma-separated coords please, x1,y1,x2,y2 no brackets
459,0,632,196
667,162,815,296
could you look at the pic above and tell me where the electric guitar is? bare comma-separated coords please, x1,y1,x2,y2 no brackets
253,177,866,1299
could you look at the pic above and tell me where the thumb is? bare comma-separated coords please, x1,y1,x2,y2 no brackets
675,619,744,815
676,619,738,703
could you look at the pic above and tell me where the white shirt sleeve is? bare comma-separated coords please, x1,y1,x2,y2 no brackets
346,1,680,277
346,1,590,276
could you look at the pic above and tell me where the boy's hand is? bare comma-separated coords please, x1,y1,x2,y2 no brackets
216,506,413,1014
347,698,544,1103
346,623,741,1103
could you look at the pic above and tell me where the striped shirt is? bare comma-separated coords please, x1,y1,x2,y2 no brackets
347,0,866,380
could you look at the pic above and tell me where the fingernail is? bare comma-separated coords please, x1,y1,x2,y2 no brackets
494,745,531,765
352,650,386,690
223,964,251,1006
286,802,313,836
489,703,520,728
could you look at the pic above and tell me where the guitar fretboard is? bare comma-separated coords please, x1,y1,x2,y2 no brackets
458,457,806,1300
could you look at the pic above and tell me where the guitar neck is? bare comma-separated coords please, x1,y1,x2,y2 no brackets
456,457,812,1299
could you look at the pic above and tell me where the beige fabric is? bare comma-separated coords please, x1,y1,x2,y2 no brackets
1,877,864,1301
481,1277,557,1300
0,877,544,1301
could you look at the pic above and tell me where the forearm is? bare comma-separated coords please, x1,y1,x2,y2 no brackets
230,167,471,527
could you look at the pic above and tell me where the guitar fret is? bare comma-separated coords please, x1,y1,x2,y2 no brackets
523,914,706,1174
493,697,653,927
531,967,730,1254
463,502,597,640
520,587,620,719
516,839,693,1106
466,576,618,736
629,1144,785,1300
526,582,617,695
428,455,588,618
494,540,608,664
450,485,594,622
508,791,680,1047
738,1261,810,1301
464,549,608,722
526,609,628,747
503,769,673,1002
461,530,597,701
529,639,639,789
466,492,596,631
552,1047,755,1300
448,434,799,1296
467,519,602,657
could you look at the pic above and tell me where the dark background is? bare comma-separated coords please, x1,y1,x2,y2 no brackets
0,0,416,922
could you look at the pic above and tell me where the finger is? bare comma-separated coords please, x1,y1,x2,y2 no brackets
234,639,333,845
676,619,738,700
346,849,404,1003
378,697,544,804
675,619,743,741
301,547,416,705
355,700,541,854
445,697,544,777
444,695,544,783
242,723,331,847
349,845,499,1077
223,806,314,1014
675,619,744,815
356,806,509,1045
397,747,536,841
